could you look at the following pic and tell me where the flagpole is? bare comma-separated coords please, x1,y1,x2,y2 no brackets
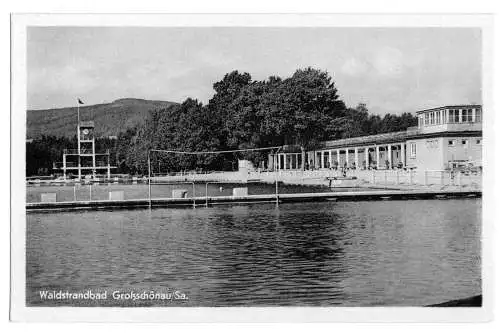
77,98,81,180
77,99,80,126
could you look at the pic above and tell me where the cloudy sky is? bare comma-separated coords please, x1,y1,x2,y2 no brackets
27,27,482,114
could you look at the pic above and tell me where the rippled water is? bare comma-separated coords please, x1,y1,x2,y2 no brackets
26,199,481,306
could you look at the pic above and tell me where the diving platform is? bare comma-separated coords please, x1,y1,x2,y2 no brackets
53,120,116,180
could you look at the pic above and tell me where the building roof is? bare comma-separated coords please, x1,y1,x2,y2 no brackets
318,125,482,149
416,105,482,114
314,104,483,150
320,130,414,149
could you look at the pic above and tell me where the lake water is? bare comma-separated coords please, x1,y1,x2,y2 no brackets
26,199,481,307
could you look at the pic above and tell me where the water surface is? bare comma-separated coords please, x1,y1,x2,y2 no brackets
26,199,481,306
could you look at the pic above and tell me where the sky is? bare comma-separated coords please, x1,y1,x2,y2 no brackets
27,27,482,114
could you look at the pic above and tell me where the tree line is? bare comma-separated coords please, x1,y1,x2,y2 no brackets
26,67,417,176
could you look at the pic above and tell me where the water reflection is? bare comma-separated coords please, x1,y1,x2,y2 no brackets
26,199,481,306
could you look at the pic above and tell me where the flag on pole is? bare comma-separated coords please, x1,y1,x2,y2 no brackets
77,98,83,127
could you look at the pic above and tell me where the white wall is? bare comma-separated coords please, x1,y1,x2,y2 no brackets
405,137,445,170
406,136,482,170
443,136,482,166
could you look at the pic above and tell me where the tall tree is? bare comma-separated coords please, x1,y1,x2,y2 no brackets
259,68,347,169
208,70,252,151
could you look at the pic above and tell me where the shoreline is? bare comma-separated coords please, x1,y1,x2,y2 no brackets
26,188,481,212
428,295,482,307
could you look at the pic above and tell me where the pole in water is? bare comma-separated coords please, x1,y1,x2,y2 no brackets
275,165,278,205
275,179,279,206
192,182,196,208
205,182,209,207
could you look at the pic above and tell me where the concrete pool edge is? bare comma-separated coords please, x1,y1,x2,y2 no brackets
26,189,482,212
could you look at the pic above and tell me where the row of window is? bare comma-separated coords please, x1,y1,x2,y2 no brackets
450,108,482,123
448,139,481,146
408,138,481,158
419,108,482,126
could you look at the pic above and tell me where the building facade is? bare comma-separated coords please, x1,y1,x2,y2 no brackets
269,105,482,171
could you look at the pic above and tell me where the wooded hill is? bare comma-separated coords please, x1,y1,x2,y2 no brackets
26,68,418,176
27,98,177,139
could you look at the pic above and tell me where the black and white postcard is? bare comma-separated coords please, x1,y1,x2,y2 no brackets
10,13,493,322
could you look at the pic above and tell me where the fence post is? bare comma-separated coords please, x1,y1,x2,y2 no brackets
89,184,92,201
73,185,76,201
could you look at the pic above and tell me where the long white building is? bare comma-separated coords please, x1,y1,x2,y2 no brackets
269,104,482,171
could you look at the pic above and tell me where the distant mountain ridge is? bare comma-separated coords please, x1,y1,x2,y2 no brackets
27,98,178,139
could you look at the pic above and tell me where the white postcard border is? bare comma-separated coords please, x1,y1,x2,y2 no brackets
10,13,494,322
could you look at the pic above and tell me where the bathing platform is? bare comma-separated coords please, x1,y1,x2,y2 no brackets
26,188,481,212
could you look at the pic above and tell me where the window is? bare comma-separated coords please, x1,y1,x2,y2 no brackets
410,143,417,158
462,139,468,145
448,139,455,146
448,109,460,123
430,112,435,125
425,113,429,125
463,109,473,122
475,109,482,122
426,140,438,148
